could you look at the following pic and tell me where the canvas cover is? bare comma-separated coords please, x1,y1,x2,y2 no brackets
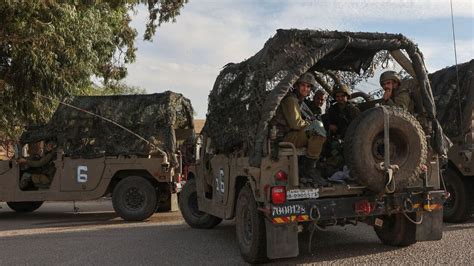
203,29,450,166
430,60,474,138
20,91,194,158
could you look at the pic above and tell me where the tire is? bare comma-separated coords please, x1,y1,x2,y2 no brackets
7,201,43,212
179,179,222,229
112,176,158,221
374,213,417,246
443,167,471,222
344,106,427,193
235,185,267,263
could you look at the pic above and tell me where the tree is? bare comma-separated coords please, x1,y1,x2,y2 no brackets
81,82,147,96
0,0,188,139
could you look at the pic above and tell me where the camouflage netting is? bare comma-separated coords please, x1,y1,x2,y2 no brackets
430,60,474,138
20,91,194,158
203,29,450,166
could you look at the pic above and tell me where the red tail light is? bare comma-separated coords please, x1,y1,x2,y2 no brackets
271,186,286,204
354,200,374,216
275,170,288,182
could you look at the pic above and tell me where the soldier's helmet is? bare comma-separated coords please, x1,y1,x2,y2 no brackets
296,73,317,88
332,84,351,97
380,71,401,86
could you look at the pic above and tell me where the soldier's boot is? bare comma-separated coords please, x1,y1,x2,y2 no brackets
303,158,329,186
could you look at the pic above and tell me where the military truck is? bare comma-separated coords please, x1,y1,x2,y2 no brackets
179,30,449,263
0,91,194,221
431,60,474,222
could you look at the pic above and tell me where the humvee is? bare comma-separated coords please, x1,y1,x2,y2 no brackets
179,30,449,263
431,60,474,222
0,91,194,221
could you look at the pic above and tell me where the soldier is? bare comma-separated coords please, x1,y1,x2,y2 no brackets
273,73,328,185
321,84,360,176
327,84,361,138
304,89,326,116
380,70,414,113
17,139,57,189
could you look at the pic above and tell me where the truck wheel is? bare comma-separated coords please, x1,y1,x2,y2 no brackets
374,213,416,246
112,176,157,221
179,179,222,229
344,106,427,193
443,167,471,222
7,201,43,212
235,185,267,263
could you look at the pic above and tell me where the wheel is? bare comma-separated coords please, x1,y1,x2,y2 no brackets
112,176,158,221
374,213,417,246
235,185,267,263
179,179,222,229
344,106,427,193
7,201,43,212
443,167,471,222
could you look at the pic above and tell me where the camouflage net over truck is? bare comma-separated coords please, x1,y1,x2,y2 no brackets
20,91,194,159
430,60,474,138
204,29,450,167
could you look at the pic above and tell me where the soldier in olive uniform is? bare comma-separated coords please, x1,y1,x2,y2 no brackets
273,73,328,185
304,89,326,117
17,140,57,189
380,70,414,113
323,84,360,176
327,84,361,138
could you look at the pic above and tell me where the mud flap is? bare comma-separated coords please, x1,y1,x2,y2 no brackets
170,193,179,212
416,210,443,241
265,220,299,259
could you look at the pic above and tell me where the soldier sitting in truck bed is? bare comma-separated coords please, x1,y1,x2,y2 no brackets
17,139,57,189
273,73,328,186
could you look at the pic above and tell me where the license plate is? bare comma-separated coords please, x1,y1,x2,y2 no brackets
286,188,319,200
272,204,306,217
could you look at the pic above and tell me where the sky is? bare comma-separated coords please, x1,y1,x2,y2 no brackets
124,0,474,118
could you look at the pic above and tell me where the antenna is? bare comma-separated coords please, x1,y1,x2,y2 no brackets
450,0,463,135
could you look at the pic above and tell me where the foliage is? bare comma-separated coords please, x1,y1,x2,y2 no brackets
81,82,147,96
0,0,187,139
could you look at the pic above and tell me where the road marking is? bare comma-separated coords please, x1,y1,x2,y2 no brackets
0,218,184,238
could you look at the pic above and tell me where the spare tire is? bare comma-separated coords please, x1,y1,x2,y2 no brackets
344,106,427,193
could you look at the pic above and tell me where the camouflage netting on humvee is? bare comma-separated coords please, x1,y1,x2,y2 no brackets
430,60,474,138
20,91,194,158
203,29,450,166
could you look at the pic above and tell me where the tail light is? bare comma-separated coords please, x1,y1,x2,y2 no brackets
271,186,286,204
274,170,288,182
354,200,374,216
424,202,443,211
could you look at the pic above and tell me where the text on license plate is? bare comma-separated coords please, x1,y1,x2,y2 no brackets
271,204,306,217
286,188,319,200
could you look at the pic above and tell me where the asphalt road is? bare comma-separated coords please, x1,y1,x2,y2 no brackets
0,200,472,265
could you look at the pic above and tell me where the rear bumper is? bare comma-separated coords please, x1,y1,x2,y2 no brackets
266,190,446,224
